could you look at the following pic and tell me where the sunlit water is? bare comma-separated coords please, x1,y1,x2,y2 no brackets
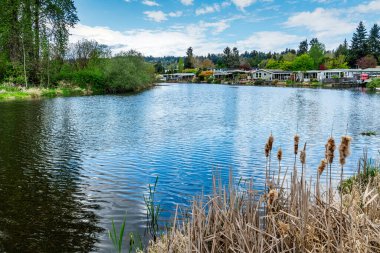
0,84,379,252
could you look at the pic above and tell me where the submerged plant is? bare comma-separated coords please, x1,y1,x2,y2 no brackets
144,176,161,242
108,216,127,253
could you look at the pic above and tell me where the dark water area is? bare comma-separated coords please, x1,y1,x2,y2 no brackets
0,84,379,252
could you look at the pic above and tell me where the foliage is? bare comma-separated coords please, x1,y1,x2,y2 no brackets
178,57,184,73
143,177,161,242
367,78,380,90
368,24,380,59
357,55,377,69
292,54,314,71
109,216,127,253
350,21,369,66
297,39,308,55
184,47,195,69
103,52,155,92
309,41,325,69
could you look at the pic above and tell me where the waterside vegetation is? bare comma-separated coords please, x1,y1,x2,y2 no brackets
109,134,380,253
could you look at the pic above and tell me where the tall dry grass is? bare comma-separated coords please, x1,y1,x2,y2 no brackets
147,134,380,253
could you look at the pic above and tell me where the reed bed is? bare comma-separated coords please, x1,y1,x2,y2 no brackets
146,134,380,253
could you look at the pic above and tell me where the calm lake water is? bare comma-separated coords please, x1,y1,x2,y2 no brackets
0,84,379,252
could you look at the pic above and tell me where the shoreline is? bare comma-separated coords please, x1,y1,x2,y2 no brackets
0,83,156,101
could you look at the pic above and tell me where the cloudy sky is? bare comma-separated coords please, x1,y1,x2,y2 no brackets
70,0,380,57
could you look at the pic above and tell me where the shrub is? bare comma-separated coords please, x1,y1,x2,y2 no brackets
103,52,155,92
367,78,380,90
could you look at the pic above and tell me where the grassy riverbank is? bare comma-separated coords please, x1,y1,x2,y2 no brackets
0,84,93,100
115,134,380,253
0,82,156,101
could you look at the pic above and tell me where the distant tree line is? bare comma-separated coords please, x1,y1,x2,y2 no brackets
150,21,380,73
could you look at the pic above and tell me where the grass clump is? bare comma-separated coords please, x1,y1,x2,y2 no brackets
145,134,380,253
361,131,377,136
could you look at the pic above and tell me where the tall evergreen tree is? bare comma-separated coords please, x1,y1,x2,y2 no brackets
368,24,380,62
184,47,195,69
350,21,368,67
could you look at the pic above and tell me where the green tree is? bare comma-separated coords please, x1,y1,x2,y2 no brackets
292,54,314,71
368,24,380,61
297,39,308,55
309,40,325,69
357,55,377,69
335,39,349,58
178,57,184,72
350,21,368,67
265,59,281,69
184,47,195,69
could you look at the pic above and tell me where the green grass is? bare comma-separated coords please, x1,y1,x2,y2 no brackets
0,84,90,100
360,131,377,136
339,160,380,194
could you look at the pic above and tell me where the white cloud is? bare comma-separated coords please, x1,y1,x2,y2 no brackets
198,21,231,34
180,0,193,6
144,10,167,22
143,10,182,22
352,0,380,13
195,2,230,15
69,23,226,56
168,11,183,17
236,31,301,52
284,8,356,38
142,0,159,6
231,0,256,10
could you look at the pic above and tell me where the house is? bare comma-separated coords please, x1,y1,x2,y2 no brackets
163,73,195,82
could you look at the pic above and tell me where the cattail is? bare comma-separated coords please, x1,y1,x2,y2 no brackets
277,148,283,161
267,189,278,205
339,136,352,166
300,143,306,165
325,137,336,164
268,134,274,152
318,159,328,176
278,221,290,235
265,143,270,157
294,135,300,155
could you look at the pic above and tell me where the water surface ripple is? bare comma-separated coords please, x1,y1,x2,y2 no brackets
0,84,379,251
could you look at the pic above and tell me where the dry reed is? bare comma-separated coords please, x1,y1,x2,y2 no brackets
147,135,380,253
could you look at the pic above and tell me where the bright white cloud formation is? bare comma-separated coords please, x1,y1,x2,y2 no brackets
353,0,380,13
284,8,356,38
70,23,301,56
180,0,193,6
236,31,301,52
231,0,256,10
142,0,159,6
144,10,182,22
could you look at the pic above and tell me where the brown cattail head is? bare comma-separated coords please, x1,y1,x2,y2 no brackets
339,136,352,166
265,143,270,158
278,221,290,235
294,135,300,155
277,148,283,162
268,134,274,152
267,189,278,205
318,159,328,176
325,137,336,164
300,142,307,165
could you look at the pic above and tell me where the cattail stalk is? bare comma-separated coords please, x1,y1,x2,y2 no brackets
338,135,352,251
277,148,283,185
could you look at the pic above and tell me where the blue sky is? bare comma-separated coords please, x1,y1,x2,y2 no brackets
70,0,380,56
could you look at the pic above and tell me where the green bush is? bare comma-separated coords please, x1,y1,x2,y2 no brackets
367,78,380,90
103,52,155,92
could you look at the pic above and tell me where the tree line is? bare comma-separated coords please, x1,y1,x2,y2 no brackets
0,1,155,91
152,21,380,73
